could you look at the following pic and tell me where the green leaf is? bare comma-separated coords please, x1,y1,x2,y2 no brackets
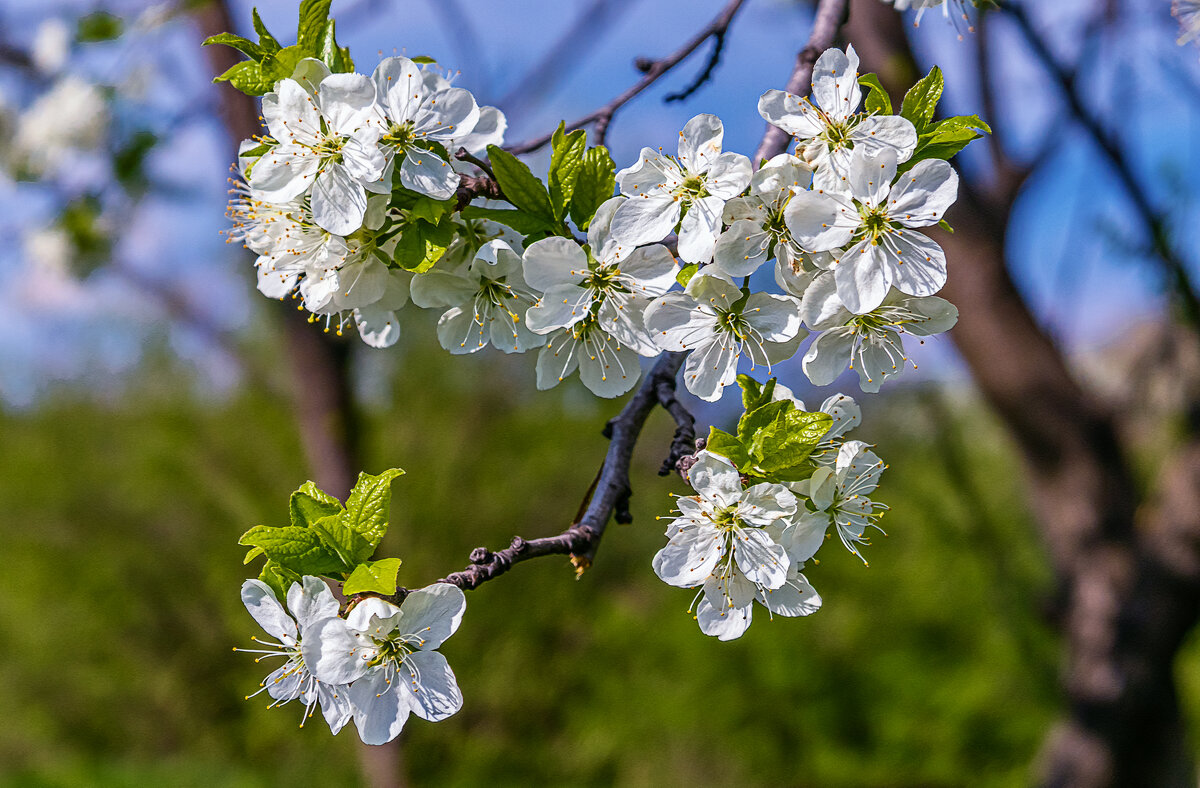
900,65,943,133
737,374,777,415
393,221,452,273
289,481,343,529
409,196,456,225
243,546,265,565
858,73,892,115
705,427,751,469
252,9,281,52
569,147,617,230
308,514,371,568
938,219,955,234
411,55,437,65
213,45,305,96
343,558,404,596
676,263,699,287
749,410,833,472
113,131,158,190
925,114,991,137
202,33,263,61
341,469,406,550
487,146,556,221
297,0,332,55
239,524,345,576
318,19,354,73
460,206,557,236
737,399,790,446
76,11,123,43
259,561,301,600
548,123,588,221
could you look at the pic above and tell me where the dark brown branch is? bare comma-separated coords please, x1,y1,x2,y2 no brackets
428,352,686,592
506,0,750,154
1001,1,1200,327
752,0,850,164
664,25,728,103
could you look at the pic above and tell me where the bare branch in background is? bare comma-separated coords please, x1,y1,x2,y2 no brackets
506,0,750,153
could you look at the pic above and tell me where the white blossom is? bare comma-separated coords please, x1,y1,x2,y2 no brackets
712,153,811,278
410,239,544,354
643,274,805,402
523,197,677,355
800,274,958,392
758,45,917,191
653,451,819,640
353,268,412,348
372,57,481,199
304,584,466,746
237,577,352,734
785,147,958,314
787,440,888,565
610,114,752,263
32,18,70,75
13,76,108,175
251,76,385,235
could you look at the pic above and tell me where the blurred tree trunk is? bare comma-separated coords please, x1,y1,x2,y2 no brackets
193,2,402,786
844,1,1200,785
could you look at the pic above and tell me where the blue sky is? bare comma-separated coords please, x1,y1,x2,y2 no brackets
0,0,1195,406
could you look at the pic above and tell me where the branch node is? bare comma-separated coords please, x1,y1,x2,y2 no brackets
634,55,656,73
469,547,492,564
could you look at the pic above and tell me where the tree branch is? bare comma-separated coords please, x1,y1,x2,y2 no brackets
506,0,750,154
752,0,850,164
1001,0,1200,328
427,352,688,592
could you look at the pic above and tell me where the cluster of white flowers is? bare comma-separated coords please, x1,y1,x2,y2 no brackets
653,388,885,640
229,55,505,347
231,45,960,399
1176,0,1200,47
238,576,466,745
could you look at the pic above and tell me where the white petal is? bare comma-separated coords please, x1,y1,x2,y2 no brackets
677,195,724,263
334,257,390,309
643,293,713,352
312,165,368,236
695,586,753,641
833,238,892,314
436,306,487,353
811,45,861,121
846,148,897,209
609,195,680,248
374,56,424,124
886,230,946,298
354,305,402,348
526,284,591,334
241,579,298,643
318,72,380,134
803,328,855,386
522,236,589,292
688,451,743,502
341,133,387,184
743,292,803,343
410,270,476,309
758,572,822,617
652,525,722,587
683,335,739,402
249,145,320,203
851,115,918,162
739,483,797,524
401,650,463,721
535,331,581,389
677,113,724,173
303,616,372,685
578,339,642,397
784,189,857,251
785,512,830,563
316,681,353,734
399,583,466,651
616,244,678,297
904,295,958,335
733,527,789,589
887,159,959,227
616,148,682,196
414,88,480,143
348,670,412,745
704,152,753,199
287,576,340,630
799,270,848,328
264,79,321,145
757,89,824,139
399,148,460,200
713,220,769,278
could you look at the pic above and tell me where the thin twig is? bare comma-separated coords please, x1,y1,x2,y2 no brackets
506,0,750,154
1001,0,1200,327
420,352,687,592
664,25,728,103
753,0,850,164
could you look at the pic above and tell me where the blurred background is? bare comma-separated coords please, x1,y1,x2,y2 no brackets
1,0,1198,785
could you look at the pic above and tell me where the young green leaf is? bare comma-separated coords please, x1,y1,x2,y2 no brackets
318,19,354,73
289,481,343,529
393,221,452,273
900,66,944,133
569,146,617,230
259,561,301,600
737,399,790,446
297,0,332,55
748,410,833,472
460,206,557,236
76,11,124,43
736,374,778,415
343,558,404,596
676,263,700,288
308,514,372,568
201,33,264,61
239,524,345,576
548,123,588,220
858,73,893,115
705,427,751,469
487,145,556,221
341,468,406,550
251,9,281,52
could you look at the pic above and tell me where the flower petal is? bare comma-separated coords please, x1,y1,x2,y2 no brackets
241,579,297,643
652,524,722,587
399,583,466,651
401,650,463,721
348,670,412,745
